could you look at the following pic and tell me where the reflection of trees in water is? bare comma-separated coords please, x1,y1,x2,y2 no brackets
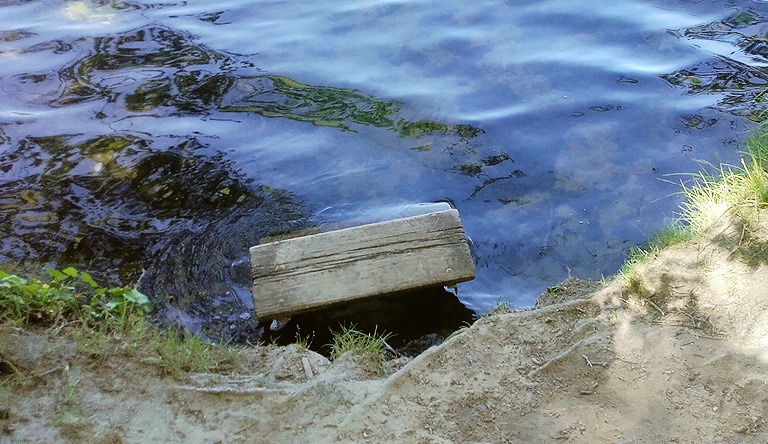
0,134,309,342
663,11,768,121
49,26,500,174
53,26,482,135
2,23,500,339
662,57,768,121
54,27,236,111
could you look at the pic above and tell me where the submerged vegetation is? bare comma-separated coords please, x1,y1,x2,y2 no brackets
54,25,483,142
221,74,483,140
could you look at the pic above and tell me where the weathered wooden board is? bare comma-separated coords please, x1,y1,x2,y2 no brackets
250,209,475,320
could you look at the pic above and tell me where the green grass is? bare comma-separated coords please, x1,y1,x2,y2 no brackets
481,299,512,317
620,223,693,281
680,126,768,238
293,326,313,350
0,266,240,378
151,328,241,377
622,123,768,280
327,325,393,359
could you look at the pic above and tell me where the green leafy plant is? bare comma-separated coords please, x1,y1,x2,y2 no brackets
0,267,152,328
1,268,77,323
0,267,246,379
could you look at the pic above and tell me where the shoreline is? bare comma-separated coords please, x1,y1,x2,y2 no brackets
4,127,768,442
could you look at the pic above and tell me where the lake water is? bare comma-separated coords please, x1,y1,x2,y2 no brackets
2,0,768,341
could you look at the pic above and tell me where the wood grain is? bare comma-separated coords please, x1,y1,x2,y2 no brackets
249,209,475,320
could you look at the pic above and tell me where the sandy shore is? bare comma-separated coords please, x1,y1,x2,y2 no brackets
3,213,768,443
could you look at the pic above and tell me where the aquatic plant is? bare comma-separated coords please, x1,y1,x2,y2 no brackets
55,27,233,111
222,75,483,140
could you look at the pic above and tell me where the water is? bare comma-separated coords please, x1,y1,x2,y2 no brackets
2,0,768,341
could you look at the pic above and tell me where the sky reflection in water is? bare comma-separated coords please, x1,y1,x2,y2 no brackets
2,0,768,340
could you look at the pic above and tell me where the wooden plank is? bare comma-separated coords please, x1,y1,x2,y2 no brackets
250,209,475,320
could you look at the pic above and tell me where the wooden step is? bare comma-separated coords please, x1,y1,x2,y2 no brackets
249,209,475,320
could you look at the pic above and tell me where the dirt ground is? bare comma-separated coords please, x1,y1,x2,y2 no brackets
3,219,768,443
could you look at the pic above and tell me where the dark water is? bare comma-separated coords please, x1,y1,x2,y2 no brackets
2,0,768,342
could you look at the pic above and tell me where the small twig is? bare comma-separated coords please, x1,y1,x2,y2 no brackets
134,267,148,288
646,299,665,316
51,319,78,336
528,338,589,378
301,357,314,380
235,421,260,435
657,321,724,339
615,356,639,365
174,385,290,395
582,355,593,368
51,302,65,331
37,365,63,377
